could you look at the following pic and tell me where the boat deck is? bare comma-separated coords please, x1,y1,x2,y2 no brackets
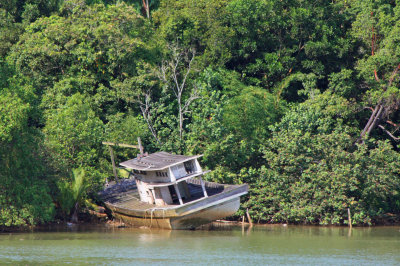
99,178,226,211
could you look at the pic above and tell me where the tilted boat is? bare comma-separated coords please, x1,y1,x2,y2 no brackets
99,152,248,229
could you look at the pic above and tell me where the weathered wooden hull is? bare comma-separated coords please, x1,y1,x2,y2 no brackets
111,197,240,230
170,197,240,229
103,181,248,230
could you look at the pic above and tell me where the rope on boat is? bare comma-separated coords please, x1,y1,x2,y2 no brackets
142,207,168,228
149,209,154,228
143,210,148,226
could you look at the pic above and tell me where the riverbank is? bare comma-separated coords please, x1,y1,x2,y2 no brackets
2,201,400,233
3,213,400,234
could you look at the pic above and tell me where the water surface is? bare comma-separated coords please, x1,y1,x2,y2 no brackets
1,224,399,265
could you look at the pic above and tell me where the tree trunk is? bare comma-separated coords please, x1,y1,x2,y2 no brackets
366,104,384,135
71,202,79,223
358,104,384,142
146,0,150,19
178,98,184,153
140,105,161,144
179,99,183,141
142,0,150,19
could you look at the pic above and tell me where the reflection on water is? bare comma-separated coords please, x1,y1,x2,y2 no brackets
1,224,400,265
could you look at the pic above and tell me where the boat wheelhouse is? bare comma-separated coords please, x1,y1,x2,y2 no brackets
100,151,248,229
120,152,210,206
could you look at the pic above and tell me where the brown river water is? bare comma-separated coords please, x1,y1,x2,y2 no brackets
1,223,399,265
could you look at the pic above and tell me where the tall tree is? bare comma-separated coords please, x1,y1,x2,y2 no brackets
352,1,400,142
8,1,153,122
158,44,199,149
0,80,55,227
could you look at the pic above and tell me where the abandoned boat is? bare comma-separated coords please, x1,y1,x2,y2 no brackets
100,152,248,229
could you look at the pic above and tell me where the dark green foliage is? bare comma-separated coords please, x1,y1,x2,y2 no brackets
242,92,400,225
184,68,285,172
0,10,23,57
223,87,283,141
153,0,233,67
244,138,400,225
8,1,153,121
2,0,400,227
104,112,148,163
225,0,356,91
0,0,62,58
0,89,55,227
44,93,104,175
0,0,62,23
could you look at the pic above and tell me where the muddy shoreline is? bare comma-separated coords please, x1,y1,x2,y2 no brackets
2,213,400,233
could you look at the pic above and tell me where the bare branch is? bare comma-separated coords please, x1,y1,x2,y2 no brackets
171,51,181,98
359,104,380,141
157,44,200,151
364,106,375,112
378,125,400,141
366,104,384,136
182,84,200,113
159,60,168,83
137,89,161,144
180,48,195,94
386,120,399,127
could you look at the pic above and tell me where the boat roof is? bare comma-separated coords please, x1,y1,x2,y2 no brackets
119,151,202,171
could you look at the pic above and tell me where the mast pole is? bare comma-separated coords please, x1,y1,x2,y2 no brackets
108,145,118,183
138,137,144,155
102,140,142,184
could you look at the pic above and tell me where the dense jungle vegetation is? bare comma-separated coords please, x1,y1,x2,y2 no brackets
1,0,400,227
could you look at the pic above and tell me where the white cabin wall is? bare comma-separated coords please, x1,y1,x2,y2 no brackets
132,157,204,205
136,171,171,183
171,163,187,179
136,179,150,203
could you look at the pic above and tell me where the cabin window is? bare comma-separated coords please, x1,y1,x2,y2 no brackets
156,172,168,177
133,170,147,175
184,160,195,174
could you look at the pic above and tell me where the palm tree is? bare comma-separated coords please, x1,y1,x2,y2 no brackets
57,168,88,223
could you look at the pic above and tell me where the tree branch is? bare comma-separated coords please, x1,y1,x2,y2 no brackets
366,104,384,136
359,104,380,141
137,90,161,144
386,120,399,127
180,49,195,94
378,125,400,141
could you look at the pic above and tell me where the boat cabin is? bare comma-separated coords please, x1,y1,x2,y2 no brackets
120,152,209,206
